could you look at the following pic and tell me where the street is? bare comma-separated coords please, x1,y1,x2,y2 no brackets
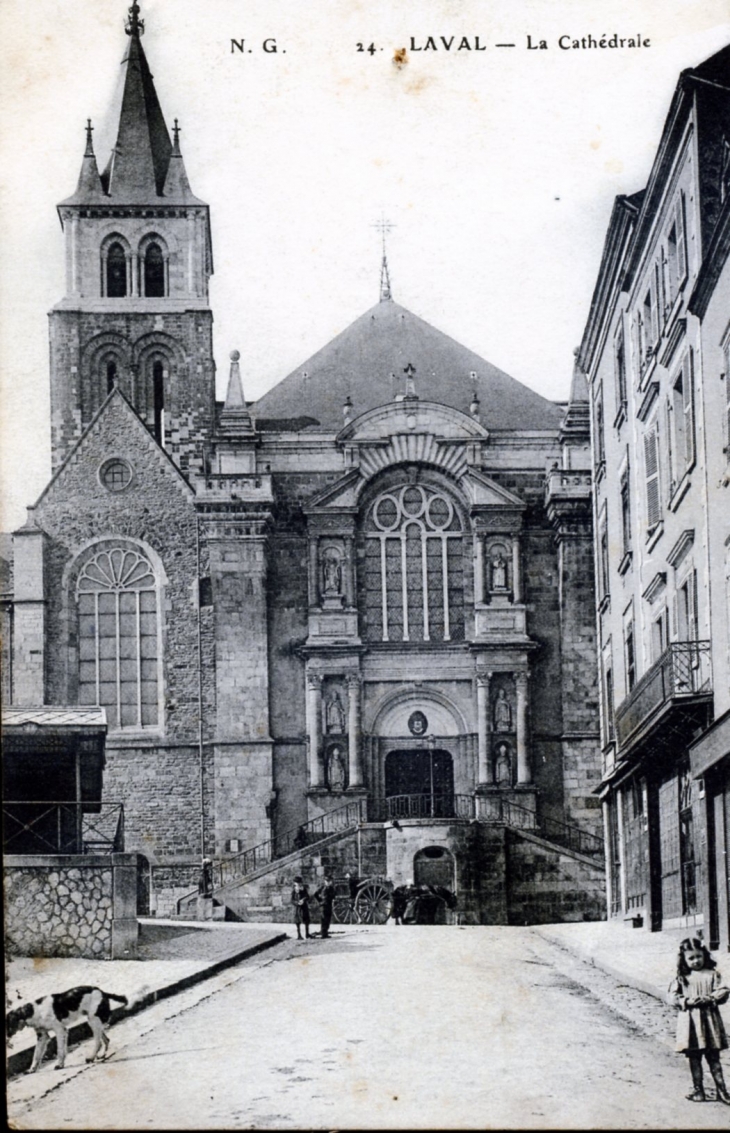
7,925,730,1130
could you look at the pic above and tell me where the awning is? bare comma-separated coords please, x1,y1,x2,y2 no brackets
690,710,730,778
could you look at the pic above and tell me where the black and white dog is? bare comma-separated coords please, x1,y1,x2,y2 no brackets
6,986,128,1072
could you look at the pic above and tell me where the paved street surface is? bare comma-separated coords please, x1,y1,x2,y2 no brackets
7,926,730,1130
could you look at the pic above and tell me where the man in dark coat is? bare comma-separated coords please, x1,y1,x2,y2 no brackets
314,874,335,938
291,876,311,939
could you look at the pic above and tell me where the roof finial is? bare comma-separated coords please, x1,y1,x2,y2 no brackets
172,119,181,152
371,213,395,302
403,362,417,399
125,1,144,37
84,119,95,157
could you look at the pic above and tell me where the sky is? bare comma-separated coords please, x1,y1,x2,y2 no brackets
0,0,729,529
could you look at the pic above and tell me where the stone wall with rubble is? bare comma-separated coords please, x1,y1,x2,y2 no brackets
4,853,140,959
505,830,606,924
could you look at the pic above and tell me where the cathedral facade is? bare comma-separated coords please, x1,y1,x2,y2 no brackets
3,4,605,924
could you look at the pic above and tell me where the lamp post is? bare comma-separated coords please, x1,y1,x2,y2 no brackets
427,733,436,817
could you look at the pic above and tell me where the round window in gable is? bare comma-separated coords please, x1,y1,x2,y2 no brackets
99,458,134,493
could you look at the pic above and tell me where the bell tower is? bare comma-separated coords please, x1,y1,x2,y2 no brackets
49,1,215,476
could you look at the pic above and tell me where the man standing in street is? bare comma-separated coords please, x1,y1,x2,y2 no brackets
315,874,335,938
291,876,311,940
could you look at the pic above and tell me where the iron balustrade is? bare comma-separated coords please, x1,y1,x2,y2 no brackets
377,794,476,821
212,797,368,891
2,801,125,856
374,793,605,859
614,641,712,751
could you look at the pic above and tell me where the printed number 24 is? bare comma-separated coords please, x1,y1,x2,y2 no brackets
357,43,377,55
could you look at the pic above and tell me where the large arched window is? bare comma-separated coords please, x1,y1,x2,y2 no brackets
76,545,160,730
143,242,166,297
105,358,118,396
106,242,127,298
361,481,464,643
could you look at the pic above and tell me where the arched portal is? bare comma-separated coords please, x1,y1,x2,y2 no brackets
385,748,454,817
414,846,456,890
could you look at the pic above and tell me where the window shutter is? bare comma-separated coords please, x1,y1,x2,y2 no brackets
644,425,661,529
682,351,695,467
677,194,687,283
665,398,674,491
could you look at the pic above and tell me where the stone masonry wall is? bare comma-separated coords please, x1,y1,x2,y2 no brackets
557,530,602,836
4,854,141,959
48,308,215,476
505,830,606,925
31,394,217,871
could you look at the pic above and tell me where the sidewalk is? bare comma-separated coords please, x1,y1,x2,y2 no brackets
534,920,730,1003
5,919,288,1077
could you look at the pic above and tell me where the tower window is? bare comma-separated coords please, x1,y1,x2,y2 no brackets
106,242,127,298
153,360,165,444
144,242,166,298
76,545,160,730
106,360,117,395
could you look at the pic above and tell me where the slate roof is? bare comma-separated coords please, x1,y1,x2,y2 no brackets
251,299,564,431
59,18,203,206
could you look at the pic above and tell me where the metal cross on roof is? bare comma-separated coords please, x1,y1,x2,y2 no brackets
126,1,144,37
371,214,395,302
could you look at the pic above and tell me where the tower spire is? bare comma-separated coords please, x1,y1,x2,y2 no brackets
125,1,144,38
372,214,395,302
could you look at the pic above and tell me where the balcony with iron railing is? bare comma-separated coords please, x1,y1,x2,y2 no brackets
614,641,712,754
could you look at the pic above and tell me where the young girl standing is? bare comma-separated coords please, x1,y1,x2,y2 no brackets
668,936,730,1104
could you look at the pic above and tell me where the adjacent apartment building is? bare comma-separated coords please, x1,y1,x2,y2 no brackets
579,45,730,947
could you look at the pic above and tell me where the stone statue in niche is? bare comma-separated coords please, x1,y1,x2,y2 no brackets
322,553,342,596
325,692,346,734
493,687,512,732
326,745,347,792
495,743,512,785
491,552,508,590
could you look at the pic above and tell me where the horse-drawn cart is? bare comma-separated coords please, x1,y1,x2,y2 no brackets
331,875,392,925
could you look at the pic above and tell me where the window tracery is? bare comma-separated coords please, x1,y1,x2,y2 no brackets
361,481,464,643
76,545,160,730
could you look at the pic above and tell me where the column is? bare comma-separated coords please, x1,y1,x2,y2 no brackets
347,674,363,788
515,671,531,784
307,673,323,788
474,534,485,605
476,672,491,785
512,535,522,603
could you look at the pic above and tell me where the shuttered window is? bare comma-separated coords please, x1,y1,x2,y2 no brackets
644,423,661,532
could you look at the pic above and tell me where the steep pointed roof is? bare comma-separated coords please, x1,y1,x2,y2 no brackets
161,120,205,204
100,19,172,201
58,121,105,206
219,351,254,433
252,299,563,431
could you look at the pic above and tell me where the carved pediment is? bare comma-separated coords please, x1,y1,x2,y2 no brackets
465,468,525,510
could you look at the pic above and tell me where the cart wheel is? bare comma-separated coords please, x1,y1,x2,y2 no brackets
356,882,392,924
332,896,359,924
